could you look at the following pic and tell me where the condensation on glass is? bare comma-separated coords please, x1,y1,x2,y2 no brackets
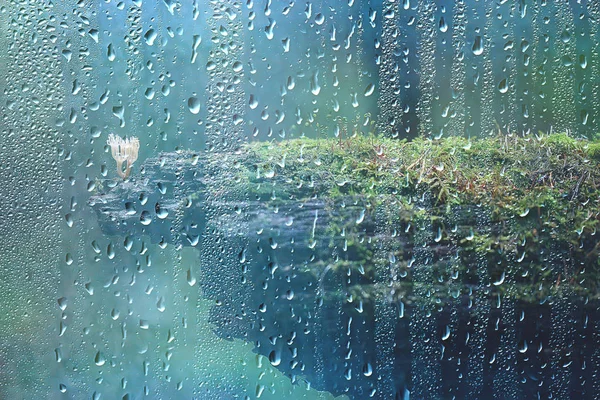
1,1,599,399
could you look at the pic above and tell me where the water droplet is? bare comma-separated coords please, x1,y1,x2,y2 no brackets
498,78,508,94
282,37,290,52
265,18,276,40
562,55,573,67
144,29,157,45
232,61,243,73
140,211,152,225
286,76,295,90
144,88,155,100
466,228,474,241
518,340,528,354
439,16,448,33
442,325,451,341
156,297,165,312
88,29,99,43
94,351,106,366
249,94,259,109
107,43,116,61
187,269,196,286
187,97,201,114
155,203,169,219
62,49,72,62
238,247,247,263
206,61,217,71
434,226,443,242
581,110,589,125
493,271,506,286
344,368,352,380
472,36,483,55
191,35,201,63
356,209,365,224
107,242,115,259
268,350,281,366
310,71,321,95
57,297,68,311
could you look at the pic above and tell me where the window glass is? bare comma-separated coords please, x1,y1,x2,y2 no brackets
1,1,599,399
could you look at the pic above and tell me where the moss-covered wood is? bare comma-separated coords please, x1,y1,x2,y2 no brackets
201,133,600,302
92,133,600,304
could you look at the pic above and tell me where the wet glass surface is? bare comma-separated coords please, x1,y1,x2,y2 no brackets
2,1,600,399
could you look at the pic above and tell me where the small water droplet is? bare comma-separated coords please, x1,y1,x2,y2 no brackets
442,325,451,341
439,16,448,32
65,214,74,228
140,211,152,225
187,269,196,286
144,29,157,45
144,87,155,100
362,362,373,376
310,71,321,95
232,61,243,73
518,340,528,354
156,297,165,312
493,271,506,286
188,97,201,114
356,209,365,224
498,78,508,94
155,203,169,219
206,61,217,71
57,297,68,311
265,18,276,40
107,43,116,61
268,350,281,366
249,94,259,109
472,36,483,55
94,351,106,366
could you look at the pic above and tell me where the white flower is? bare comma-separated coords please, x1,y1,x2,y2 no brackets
107,134,140,179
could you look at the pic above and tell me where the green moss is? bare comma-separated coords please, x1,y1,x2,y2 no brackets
204,133,600,303
585,142,600,160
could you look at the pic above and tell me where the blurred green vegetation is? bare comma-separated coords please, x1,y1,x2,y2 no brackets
205,132,600,303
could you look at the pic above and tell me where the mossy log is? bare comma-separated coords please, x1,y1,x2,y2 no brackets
92,133,600,302
90,133,600,399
